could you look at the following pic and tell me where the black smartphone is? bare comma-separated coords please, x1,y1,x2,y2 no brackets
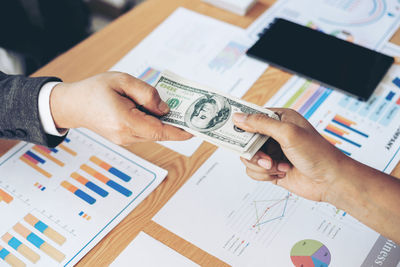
246,18,394,100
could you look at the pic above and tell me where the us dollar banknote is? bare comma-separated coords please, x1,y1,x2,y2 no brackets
154,71,280,159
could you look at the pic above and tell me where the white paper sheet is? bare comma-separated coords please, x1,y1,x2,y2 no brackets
153,149,400,267
110,232,199,267
111,7,268,157
0,129,167,266
246,0,400,50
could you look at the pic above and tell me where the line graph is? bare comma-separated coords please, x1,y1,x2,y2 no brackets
252,193,291,229
226,184,299,246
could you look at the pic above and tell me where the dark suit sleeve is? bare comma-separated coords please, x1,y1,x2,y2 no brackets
0,71,66,147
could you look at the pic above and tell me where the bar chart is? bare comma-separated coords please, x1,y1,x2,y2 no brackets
2,233,40,263
19,150,51,178
18,138,77,179
0,128,167,266
13,223,65,263
0,245,26,267
282,81,333,120
209,41,247,72
61,181,97,205
24,214,66,246
138,67,161,85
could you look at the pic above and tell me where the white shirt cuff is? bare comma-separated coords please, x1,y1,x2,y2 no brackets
38,82,68,137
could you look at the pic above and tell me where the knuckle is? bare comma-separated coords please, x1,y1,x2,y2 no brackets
143,87,159,105
110,122,130,145
252,113,269,123
116,72,134,85
280,123,299,144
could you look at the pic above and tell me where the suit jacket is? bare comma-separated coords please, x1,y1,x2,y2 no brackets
0,71,65,147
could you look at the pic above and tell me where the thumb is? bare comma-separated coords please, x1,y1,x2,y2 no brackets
111,72,170,116
233,113,291,146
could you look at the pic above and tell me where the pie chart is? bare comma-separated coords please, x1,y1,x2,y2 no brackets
290,239,331,267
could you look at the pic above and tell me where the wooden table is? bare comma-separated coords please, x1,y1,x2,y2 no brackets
2,0,400,266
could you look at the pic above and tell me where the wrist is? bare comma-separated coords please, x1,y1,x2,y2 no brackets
50,83,79,129
323,156,367,210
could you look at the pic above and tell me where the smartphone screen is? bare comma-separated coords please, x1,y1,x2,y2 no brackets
246,18,394,100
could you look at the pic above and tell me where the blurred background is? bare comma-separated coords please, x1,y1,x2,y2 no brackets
0,0,145,75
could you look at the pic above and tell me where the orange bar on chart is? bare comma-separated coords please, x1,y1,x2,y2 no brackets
32,146,64,167
0,189,13,204
90,156,112,170
333,115,356,127
0,245,26,267
13,223,65,263
2,233,40,263
19,156,51,178
58,144,77,156
24,214,66,246
80,164,109,183
325,124,349,136
291,83,319,110
322,134,342,146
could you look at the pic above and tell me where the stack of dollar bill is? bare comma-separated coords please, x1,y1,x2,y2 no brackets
154,71,280,160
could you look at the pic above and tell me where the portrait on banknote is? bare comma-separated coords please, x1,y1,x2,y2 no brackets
184,94,231,132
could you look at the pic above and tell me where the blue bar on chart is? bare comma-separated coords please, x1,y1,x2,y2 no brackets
61,181,96,205
386,91,395,101
80,164,132,197
304,89,332,119
380,95,400,126
26,151,45,164
71,172,109,197
89,156,131,182
13,223,65,263
324,124,361,148
19,150,51,178
332,115,368,138
393,77,400,89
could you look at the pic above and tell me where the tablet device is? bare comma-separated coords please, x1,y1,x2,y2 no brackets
246,18,394,100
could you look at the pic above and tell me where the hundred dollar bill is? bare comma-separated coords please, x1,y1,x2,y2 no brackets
154,71,280,159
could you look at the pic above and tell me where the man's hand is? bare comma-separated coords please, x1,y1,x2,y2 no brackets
50,72,192,145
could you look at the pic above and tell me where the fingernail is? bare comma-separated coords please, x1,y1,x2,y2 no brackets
158,101,170,113
233,113,248,123
277,163,290,172
258,158,272,169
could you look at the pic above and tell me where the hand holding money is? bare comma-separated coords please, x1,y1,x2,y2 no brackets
154,71,280,159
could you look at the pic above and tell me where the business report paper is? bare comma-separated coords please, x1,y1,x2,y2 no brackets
0,129,167,266
110,232,199,267
111,7,268,157
266,64,400,173
153,149,400,267
246,0,400,50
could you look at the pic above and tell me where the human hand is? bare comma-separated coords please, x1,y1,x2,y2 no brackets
233,108,350,202
49,72,192,145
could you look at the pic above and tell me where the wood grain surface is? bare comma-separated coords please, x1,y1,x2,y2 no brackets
2,0,400,266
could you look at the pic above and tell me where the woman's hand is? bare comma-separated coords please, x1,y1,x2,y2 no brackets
233,108,348,202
